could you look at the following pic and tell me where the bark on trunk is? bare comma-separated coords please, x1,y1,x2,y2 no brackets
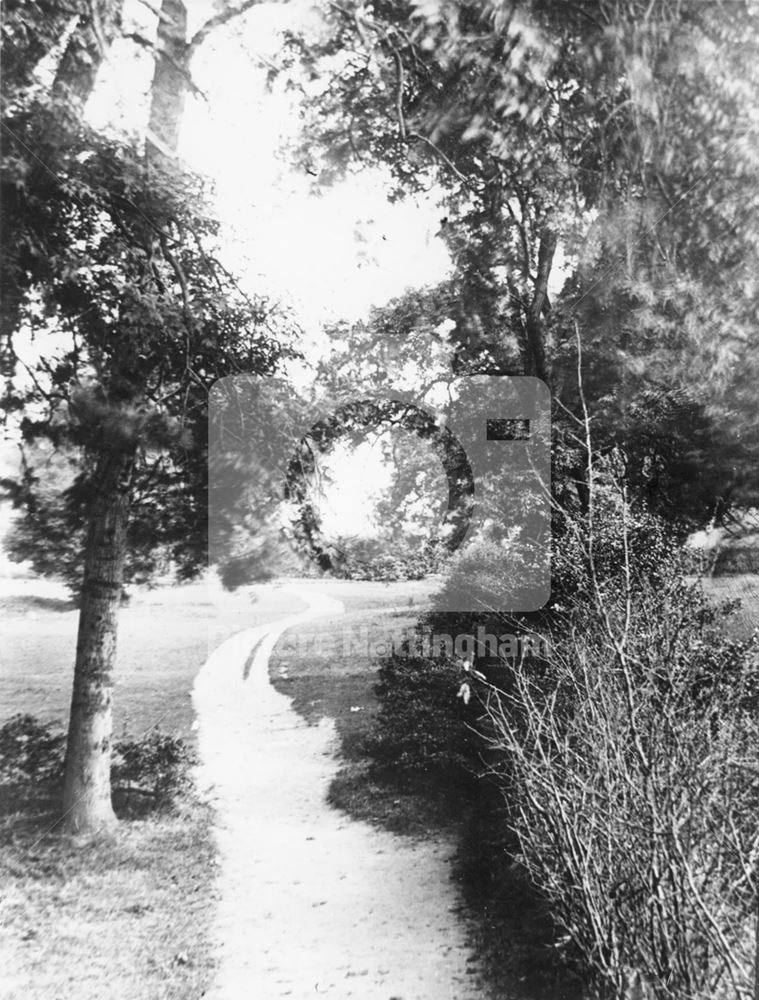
51,0,122,109
62,449,133,833
523,226,557,388
147,0,189,161
4,8,73,94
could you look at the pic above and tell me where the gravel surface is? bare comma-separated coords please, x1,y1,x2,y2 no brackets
193,587,487,1000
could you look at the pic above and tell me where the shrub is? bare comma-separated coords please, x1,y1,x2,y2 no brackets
0,715,196,816
111,731,197,815
366,650,479,785
0,714,65,803
335,537,443,582
474,499,759,1000
219,552,275,589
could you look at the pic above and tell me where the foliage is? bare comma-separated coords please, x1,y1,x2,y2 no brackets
0,0,70,89
0,714,66,797
0,714,197,816
334,538,442,582
0,445,87,593
356,483,758,995
1,92,295,591
276,393,472,578
111,731,197,815
365,650,479,783
0,442,171,595
282,0,759,524
471,502,759,999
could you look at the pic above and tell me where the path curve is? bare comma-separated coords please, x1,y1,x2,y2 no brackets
193,586,486,1000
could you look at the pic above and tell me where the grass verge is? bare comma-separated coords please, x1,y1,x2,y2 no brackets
0,577,306,1000
0,578,304,738
0,794,216,1000
268,579,462,838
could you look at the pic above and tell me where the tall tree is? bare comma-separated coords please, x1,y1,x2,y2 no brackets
1,0,294,831
51,0,123,107
282,0,759,520
1,0,81,96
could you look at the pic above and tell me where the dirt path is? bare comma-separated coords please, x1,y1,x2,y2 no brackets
193,587,487,1000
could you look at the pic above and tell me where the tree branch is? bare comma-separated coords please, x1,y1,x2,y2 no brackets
189,0,263,53
523,225,557,385
158,232,206,392
408,132,475,190
392,48,407,140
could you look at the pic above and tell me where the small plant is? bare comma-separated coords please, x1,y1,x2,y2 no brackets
111,731,197,816
0,714,66,803
366,649,479,783
0,715,196,817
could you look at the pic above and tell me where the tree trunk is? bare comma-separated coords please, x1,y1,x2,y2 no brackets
146,0,265,160
21,3,120,249
523,226,557,388
62,449,133,833
147,0,189,161
58,0,249,835
3,6,74,95
51,0,122,109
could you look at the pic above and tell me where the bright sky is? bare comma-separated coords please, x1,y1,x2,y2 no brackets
316,437,393,537
88,0,451,329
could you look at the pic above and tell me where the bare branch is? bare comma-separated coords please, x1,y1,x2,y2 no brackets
189,0,263,53
392,48,406,140
408,131,475,190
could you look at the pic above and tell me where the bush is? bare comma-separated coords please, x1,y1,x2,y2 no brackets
0,715,66,802
111,731,197,815
474,499,759,999
364,487,758,997
0,715,196,816
333,536,443,582
366,650,479,785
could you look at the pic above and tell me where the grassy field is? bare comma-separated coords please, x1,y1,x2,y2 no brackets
0,576,306,1000
266,577,449,833
0,578,307,738
699,573,759,637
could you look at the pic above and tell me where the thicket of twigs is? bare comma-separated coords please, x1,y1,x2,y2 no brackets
474,486,759,999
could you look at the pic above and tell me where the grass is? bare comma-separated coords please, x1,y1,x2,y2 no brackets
267,577,458,837
0,575,306,1000
699,573,759,639
0,796,217,1000
0,578,306,738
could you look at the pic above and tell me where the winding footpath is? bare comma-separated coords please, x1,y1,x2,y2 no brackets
192,587,486,1000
